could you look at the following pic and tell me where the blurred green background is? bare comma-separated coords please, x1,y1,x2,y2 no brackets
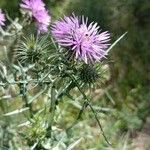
0,0,150,149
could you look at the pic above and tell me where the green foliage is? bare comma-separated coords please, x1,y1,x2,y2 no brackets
62,0,150,124
0,0,150,149
0,20,130,149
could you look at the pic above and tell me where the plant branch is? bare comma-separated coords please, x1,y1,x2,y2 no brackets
69,74,111,145
46,84,56,138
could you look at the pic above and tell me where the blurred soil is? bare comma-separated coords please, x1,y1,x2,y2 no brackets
133,117,150,150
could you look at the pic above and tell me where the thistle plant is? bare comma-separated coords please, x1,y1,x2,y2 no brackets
0,0,127,149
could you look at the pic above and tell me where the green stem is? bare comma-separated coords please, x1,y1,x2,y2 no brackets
0,78,52,87
19,64,33,117
47,85,56,137
20,81,33,117
69,74,111,145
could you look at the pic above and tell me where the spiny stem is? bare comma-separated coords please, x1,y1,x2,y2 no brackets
18,62,33,117
20,78,33,117
0,80,52,86
47,85,56,137
69,74,111,145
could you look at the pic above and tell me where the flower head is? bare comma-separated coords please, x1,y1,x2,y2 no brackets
20,0,45,11
52,14,110,63
0,9,5,27
34,10,50,32
20,0,51,33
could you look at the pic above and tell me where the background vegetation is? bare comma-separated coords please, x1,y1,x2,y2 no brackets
0,0,149,149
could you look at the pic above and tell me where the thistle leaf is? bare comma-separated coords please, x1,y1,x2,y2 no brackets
3,107,29,116
106,32,127,53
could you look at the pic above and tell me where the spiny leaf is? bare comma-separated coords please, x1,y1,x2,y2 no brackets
106,32,127,53
3,107,29,116
67,137,83,150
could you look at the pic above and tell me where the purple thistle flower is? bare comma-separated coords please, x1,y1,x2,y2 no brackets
52,15,80,46
0,9,5,27
20,0,45,11
34,10,51,32
20,0,51,33
52,15,110,63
